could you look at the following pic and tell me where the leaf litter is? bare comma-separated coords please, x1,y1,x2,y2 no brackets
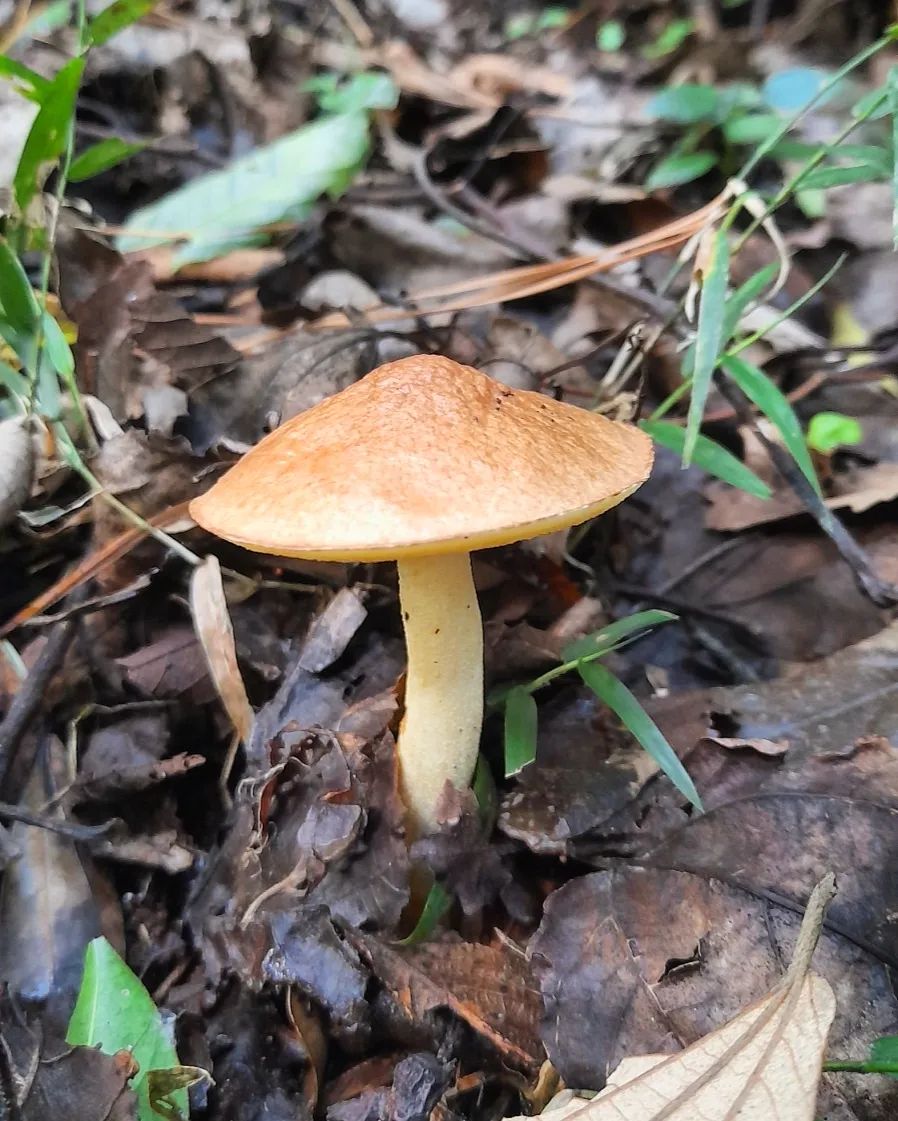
4,1,898,1120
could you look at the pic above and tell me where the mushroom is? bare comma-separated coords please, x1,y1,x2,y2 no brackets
189,355,653,836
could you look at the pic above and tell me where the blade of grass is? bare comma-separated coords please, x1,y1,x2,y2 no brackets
577,661,702,810
890,65,898,249
641,419,772,498
684,227,729,465
397,882,452,945
721,355,821,496
561,609,678,663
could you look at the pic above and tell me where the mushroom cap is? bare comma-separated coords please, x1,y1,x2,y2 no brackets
190,354,654,561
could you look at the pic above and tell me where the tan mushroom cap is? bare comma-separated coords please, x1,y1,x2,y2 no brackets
189,354,654,561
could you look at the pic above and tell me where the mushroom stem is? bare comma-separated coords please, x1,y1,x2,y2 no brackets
397,552,484,837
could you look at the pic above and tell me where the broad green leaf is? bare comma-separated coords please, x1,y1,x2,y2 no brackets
577,661,703,810
596,19,625,51
799,163,884,190
0,57,51,101
641,420,772,498
0,241,39,331
398,882,452,945
88,0,157,45
685,227,729,465
721,354,821,494
561,609,677,664
69,137,146,181
117,111,371,265
304,70,398,115
870,1035,898,1071
504,686,538,777
648,83,720,124
67,937,187,1121
722,112,780,145
806,411,862,453
646,150,716,190
14,56,85,212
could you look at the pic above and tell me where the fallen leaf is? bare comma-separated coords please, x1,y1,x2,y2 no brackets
0,415,35,529
190,555,254,741
350,932,544,1072
529,878,835,1120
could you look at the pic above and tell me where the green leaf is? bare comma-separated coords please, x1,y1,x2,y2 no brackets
889,66,898,249
0,57,51,102
646,150,717,190
768,139,826,161
577,662,702,810
641,420,772,498
504,686,538,777
0,240,39,332
799,163,885,190
67,937,187,1121
40,311,74,376
69,137,146,182
117,111,371,265
536,5,569,30
472,753,497,827
0,360,29,404
721,354,821,495
642,17,693,59
596,19,625,51
561,609,677,664
870,1035,898,1069
304,70,398,115
88,0,157,45
398,882,452,945
827,144,892,174
852,86,891,120
685,227,729,465
14,56,85,213
806,411,863,454
649,83,720,124
722,112,780,145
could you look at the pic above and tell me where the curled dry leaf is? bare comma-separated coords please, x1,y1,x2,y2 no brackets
527,877,836,1121
190,555,254,741
0,415,35,529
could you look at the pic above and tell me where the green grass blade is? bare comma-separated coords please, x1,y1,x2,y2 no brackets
88,0,156,45
889,66,898,249
721,354,821,495
685,227,729,465
0,240,39,331
69,137,146,182
14,56,84,213
504,685,538,777
578,661,703,810
398,882,452,945
561,609,677,663
641,419,772,498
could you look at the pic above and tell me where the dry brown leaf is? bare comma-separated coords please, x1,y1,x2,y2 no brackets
0,415,35,529
190,555,254,741
531,876,837,1121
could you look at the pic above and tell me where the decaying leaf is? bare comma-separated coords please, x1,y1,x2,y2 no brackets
529,880,836,1120
190,554,254,741
0,414,35,529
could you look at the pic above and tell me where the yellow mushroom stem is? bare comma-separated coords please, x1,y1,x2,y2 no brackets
396,552,484,837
